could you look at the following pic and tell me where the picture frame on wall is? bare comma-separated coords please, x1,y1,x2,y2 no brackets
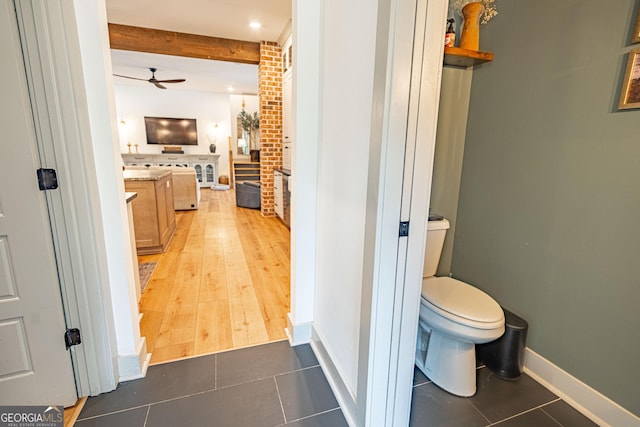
619,49,640,110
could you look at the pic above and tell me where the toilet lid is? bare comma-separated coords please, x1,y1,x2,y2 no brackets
421,277,503,324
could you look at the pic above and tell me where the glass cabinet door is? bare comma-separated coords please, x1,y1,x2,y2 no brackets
205,164,214,183
194,164,204,183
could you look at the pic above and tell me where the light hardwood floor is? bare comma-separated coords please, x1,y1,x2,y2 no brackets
137,188,290,365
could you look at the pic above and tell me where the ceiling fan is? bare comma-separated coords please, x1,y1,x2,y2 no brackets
113,67,186,89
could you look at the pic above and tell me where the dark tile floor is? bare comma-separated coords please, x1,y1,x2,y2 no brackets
76,340,347,427
411,366,599,427
76,340,598,427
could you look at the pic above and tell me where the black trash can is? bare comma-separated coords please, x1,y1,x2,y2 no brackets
477,308,528,379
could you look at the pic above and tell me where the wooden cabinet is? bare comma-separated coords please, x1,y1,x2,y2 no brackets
282,71,293,143
122,154,219,187
274,169,290,227
282,31,294,173
190,155,218,186
123,154,154,166
124,170,176,255
283,142,292,170
274,170,283,219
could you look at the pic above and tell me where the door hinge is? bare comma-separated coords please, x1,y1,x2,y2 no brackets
36,168,58,190
399,221,410,237
64,328,81,349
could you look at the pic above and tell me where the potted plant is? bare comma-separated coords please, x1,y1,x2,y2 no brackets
238,110,260,162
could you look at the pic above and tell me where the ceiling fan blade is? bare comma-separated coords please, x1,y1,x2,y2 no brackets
113,74,148,81
157,79,186,84
154,82,167,89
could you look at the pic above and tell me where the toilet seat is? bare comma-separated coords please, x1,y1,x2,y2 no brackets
421,277,503,330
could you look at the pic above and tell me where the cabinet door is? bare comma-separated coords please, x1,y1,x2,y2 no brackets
274,171,284,218
205,164,214,184
155,176,176,247
282,72,292,142
283,174,290,227
155,177,169,244
125,180,160,249
164,176,176,237
283,142,292,170
193,163,204,184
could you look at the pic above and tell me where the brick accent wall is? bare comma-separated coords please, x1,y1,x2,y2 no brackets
258,41,283,217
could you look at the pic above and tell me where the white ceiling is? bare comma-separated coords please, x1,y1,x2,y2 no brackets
110,50,260,94
106,0,291,94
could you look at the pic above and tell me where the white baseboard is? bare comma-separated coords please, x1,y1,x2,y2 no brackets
285,313,312,345
524,348,640,427
117,337,150,382
310,326,358,427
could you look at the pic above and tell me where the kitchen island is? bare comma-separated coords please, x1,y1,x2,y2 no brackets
124,169,176,255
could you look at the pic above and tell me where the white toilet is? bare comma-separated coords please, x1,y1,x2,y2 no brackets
415,217,505,397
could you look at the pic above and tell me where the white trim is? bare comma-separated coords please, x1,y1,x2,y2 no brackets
118,338,150,382
310,326,357,427
285,313,312,345
358,0,448,424
290,0,322,336
524,348,640,427
14,0,118,396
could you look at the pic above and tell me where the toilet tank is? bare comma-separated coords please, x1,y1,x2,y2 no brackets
423,218,450,277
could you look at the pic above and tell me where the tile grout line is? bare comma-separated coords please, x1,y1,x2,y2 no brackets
486,397,562,426
273,376,288,424
142,405,150,427
466,398,492,425
540,403,568,427
540,412,565,427
76,404,151,422
78,349,319,422
216,363,321,391
272,363,321,379
81,357,316,421
284,408,342,424
77,383,226,421
412,379,433,388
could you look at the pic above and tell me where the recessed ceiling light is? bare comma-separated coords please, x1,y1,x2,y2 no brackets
227,86,234,92
249,21,261,29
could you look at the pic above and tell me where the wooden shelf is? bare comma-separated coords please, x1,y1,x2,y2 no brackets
444,47,494,68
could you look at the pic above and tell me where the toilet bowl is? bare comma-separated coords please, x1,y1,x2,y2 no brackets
415,218,504,397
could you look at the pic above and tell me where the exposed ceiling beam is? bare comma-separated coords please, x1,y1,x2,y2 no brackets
108,24,261,65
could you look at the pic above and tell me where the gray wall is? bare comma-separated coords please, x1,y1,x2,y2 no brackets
430,67,473,276
452,0,640,416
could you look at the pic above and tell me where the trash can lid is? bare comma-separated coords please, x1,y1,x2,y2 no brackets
503,308,528,329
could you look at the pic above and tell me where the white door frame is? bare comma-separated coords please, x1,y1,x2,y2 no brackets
292,0,447,424
14,0,122,396
357,0,447,424
289,0,447,426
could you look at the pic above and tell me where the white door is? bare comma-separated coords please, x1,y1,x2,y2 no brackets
0,0,77,406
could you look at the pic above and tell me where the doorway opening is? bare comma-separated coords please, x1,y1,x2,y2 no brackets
111,49,293,365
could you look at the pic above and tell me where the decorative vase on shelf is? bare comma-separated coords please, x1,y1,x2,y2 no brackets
459,1,484,51
209,143,216,153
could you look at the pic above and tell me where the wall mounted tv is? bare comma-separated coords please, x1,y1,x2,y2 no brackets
144,116,198,145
